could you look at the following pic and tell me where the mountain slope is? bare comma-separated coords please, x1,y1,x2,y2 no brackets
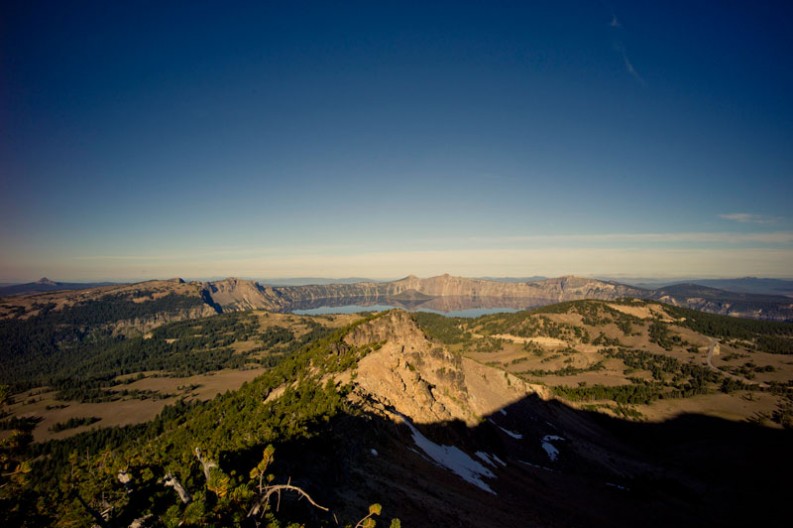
6,306,791,527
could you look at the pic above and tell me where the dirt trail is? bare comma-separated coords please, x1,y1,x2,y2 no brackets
472,333,568,348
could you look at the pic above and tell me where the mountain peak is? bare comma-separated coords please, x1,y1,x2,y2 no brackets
36,277,57,285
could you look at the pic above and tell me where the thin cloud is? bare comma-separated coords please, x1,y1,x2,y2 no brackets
615,42,645,86
433,231,793,246
719,213,778,225
608,7,645,86
622,53,643,84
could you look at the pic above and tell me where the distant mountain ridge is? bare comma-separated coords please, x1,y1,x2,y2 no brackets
625,277,793,296
0,277,117,297
671,277,793,297
2,274,791,323
200,275,791,321
649,283,793,321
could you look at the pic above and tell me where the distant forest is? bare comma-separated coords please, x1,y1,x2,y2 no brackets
0,295,329,404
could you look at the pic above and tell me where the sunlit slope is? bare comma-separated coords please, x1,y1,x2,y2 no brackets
452,299,792,423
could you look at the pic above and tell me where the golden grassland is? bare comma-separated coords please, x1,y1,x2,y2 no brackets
461,305,791,425
6,310,365,442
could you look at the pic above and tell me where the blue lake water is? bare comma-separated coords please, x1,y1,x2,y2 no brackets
288,296,552,318
292,304,398,316
291,304,522,318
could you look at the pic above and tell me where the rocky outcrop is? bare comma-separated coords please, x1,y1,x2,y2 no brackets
200,278,279,312
523,276,647,301
348,311,547,426
110,304,218,337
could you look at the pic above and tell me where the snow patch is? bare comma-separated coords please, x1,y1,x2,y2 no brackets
541,441,559,462
488,419,523,439
475,451,508,468
498,425,523,439
400,415,496,494
541,435,565,462
475,451,497,467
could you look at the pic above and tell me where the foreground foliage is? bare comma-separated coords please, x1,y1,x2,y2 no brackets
1,312,395,527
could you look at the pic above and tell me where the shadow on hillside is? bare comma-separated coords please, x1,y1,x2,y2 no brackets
243,394,792,528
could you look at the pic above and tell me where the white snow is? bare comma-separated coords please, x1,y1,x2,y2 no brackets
541,435,565,462
476,451,508,468
488,419,524,439
517,459,555,472
400,415,496,494
541,441,559,461
475,451,497,467
498,425,523,439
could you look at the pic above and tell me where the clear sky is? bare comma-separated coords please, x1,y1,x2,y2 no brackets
2,1,792,281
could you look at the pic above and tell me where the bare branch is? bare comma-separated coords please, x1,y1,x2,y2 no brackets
194,447,217,481
248,483,329,517
163,472,191,504
354,512,375,528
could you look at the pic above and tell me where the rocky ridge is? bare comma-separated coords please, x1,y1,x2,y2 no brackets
262,274,647,304
346,311,548,425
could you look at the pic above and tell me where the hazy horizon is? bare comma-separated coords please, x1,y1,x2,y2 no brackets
4,271,793,287
2,2,792,282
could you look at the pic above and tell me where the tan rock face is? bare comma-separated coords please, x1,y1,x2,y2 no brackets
111,304,218,337
201,278,276,311
264,274,648,306
381,274,644,300
350,311,546,426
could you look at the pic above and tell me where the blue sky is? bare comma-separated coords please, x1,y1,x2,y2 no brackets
2,1,792,281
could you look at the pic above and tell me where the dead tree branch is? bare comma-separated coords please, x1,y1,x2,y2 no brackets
248,482,329,518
